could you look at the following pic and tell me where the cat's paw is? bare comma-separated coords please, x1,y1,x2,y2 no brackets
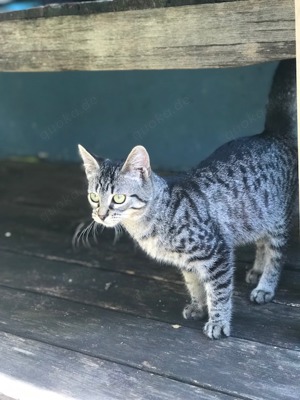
245,268,261,285
203,320,230,340
250,288,274,304
182,303,207,320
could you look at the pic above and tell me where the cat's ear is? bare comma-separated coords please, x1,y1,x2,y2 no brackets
121,146,151,179
78,144,100,179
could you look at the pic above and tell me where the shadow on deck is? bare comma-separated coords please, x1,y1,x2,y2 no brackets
0,161,299,400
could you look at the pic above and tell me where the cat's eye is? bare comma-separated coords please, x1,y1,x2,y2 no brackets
89,192,100,203
113,194,126,204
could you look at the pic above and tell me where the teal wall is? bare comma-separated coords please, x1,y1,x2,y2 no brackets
0,62,277,170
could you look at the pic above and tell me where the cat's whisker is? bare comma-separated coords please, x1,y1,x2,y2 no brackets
92,223,105,244
77,225,87,247
77,226,87,248
83,220,95,248
72,220,95,249
113,224,123,245
88,221,97,246
72,222,86,249
92,221,98,243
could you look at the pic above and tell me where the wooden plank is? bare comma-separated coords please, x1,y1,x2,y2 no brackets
0,332,227,400
0,286,299,400
0,202,182,284
0,191,299,283
0,161,87,210
296,0,300,232
0,395,15,400
1,199,299,285
0,0,249,21
0,161,298,274
0,250,299,349
0,0,295,72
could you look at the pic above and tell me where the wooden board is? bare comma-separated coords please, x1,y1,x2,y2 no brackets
296,0,300,229
0,160,299,399
1,197,299,278
0,331,226,400
0,161,299,279
0,250,299,350
0,197,299,290
0,286,299,400
0,0,295,71
0,1,251,20
0,395,15,400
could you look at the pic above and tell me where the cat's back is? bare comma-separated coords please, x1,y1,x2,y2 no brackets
166,60,297,246
198,57,297,172
189,132,297,244
197,132,294,171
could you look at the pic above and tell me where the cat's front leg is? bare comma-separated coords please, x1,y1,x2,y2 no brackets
182,270,207,320
203,250,233,340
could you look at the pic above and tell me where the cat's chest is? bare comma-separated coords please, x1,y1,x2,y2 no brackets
138,234,184,266
139,235,163,257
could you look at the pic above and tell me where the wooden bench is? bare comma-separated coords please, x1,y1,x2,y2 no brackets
0,0,296,71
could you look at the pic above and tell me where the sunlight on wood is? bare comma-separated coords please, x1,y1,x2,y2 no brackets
0,373,74,400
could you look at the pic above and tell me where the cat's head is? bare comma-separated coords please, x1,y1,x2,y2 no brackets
78,144,153,228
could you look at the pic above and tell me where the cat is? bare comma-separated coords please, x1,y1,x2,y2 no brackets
78,60,297,339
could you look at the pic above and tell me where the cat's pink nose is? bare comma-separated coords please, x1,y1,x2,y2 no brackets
98,210,109,221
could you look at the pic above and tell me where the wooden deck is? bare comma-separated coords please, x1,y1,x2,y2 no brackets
0,160,299,399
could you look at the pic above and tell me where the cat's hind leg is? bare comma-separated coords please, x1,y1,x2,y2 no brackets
182,270,207,320
245,239,266,285
249,232,286,304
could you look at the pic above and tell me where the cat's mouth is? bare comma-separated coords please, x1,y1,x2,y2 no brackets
92,214,119,228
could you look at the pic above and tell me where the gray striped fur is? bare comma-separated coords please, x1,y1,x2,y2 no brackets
79,60,297,339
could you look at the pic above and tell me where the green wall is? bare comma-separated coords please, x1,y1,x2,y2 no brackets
0,62,277,169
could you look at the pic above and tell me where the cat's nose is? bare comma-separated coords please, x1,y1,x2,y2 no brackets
98,210,109,221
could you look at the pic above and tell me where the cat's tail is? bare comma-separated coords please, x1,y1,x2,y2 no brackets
264,59,297,144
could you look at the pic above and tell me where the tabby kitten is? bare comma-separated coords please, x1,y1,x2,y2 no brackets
78,60,297,339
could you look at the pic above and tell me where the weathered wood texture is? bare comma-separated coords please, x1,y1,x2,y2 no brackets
296,0,300,226
0,287,299,400
0,250,299,350
1,332,221,400
0,0,295,72
0,0,251,20
0,161,299,272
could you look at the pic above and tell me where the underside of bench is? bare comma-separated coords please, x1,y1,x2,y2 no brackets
0,0,296,72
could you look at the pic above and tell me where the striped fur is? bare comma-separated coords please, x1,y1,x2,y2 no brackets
79,60,297,339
